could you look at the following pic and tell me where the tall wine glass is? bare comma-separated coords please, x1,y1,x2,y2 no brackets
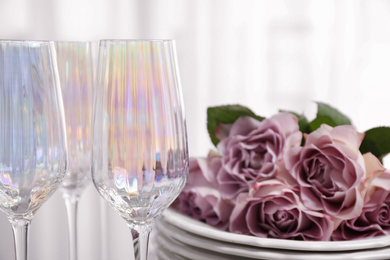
55,41,96,260
0,40,68,260
92,40,188,260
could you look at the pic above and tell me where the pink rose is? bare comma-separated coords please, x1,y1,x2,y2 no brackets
176,153,233,230
229,180,333,241
333,155,390,240
284,124,365,221
217,113,302,200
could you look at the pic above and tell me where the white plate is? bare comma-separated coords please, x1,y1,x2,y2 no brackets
155,223,253,260
155,221,390,260
161,208,390,252
154,227,240,260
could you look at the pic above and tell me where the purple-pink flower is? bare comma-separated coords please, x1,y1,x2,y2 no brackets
284,124,366,221
175,153,233,230
333,154,390,240
177,104,390,242
217,113,302,200
229,180,334,241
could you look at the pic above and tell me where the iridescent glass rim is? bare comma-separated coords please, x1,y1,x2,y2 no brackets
0,39,52,44
54,40,97,43
99,39,174,43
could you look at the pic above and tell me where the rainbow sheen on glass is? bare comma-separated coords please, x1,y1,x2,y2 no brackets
56,42,95,193
92,40,188,228
0,40,68,219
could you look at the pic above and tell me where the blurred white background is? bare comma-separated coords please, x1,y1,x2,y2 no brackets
1,0,390,259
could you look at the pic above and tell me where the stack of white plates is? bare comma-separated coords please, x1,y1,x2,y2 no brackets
151,208,390,260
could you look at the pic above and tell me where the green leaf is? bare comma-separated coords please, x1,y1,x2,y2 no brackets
207,105,264,146
360,127,390,162
297,115,310,134
316,102,352,126
309,116,337,132
309,103,352,131
281,110,311,134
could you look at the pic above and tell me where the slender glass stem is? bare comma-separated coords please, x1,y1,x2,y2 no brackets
131,225,152,260
100,200,109,260
10,218,31,260
63,192,80,260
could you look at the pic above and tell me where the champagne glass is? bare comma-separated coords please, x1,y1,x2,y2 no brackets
0,40,68,260
92,40,188,260
55,41,96,260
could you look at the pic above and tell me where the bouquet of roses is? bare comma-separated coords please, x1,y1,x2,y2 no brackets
174,103,390,241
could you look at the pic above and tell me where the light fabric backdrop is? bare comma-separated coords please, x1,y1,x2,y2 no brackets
1,0,390,259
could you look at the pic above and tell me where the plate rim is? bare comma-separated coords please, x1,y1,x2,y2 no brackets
162,208,390,252
155,223,390,260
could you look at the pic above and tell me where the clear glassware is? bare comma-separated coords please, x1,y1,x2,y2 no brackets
55,41,96,260
92,40,188,260
0,40,68,260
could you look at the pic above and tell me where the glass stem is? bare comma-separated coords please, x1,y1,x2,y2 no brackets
64,192,80,260
131,225,152,260
10,218,31,260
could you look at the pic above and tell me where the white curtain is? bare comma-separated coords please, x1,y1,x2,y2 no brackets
1,1,390,259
